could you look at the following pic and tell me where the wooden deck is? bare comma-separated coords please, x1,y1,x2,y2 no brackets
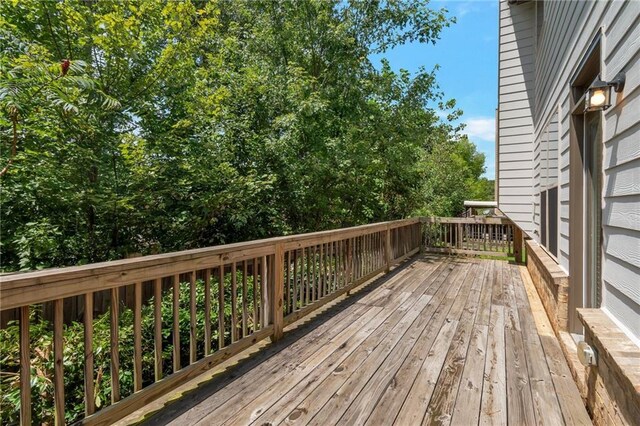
138,255,591,425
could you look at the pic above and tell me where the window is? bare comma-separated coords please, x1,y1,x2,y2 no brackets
539,113,558,257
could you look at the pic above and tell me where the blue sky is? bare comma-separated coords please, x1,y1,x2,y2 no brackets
371,0,498,179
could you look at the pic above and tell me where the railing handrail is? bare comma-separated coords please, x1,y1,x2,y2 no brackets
0,217,420,310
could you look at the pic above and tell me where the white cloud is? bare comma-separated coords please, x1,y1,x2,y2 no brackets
463,117,495,142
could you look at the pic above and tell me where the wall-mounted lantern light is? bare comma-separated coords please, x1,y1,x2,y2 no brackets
585,72,626,111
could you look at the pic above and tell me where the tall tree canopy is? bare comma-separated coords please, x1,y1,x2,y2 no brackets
0,0,492,271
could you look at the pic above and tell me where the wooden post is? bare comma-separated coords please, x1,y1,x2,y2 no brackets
270,243,284,342
385,227,392,272
513,226,523,264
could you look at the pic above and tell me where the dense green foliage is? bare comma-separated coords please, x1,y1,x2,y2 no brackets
0,275,257,424
1,0,492,273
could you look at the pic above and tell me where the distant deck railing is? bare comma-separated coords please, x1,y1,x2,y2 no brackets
423,216,520,258
0,216,521,425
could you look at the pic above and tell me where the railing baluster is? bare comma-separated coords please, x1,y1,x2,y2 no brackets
261,256,268,327
218,266,225,346
321,244,325,295
336,239,340,289
242,260,248,337
173,275,181,372
359,236,364,277
84,292,95,416
319,244,325,296
365,234,368,272
19,305,31,426
346,238,350,284
354,238,359,279
154,278,163,378
370,233,374,271
306,246,311,305
362,235,366,275
312,246,317,301
284,252,290,314
379,232,383,269
252,258,258,331
326,242,331,293
372,232,380,271
134,282,143,390
300,247,306,307
494,225,498,251
54,298,64,426
483,224,487,251
406,226,410,253
189,272,197,363
329,241,333,292
204,270,211,356
385,228,391,272
367,234,371,273
396,227,399,256
340,239,345,288
110,287,121,402
372,233,376,270
338,239,342,288
271,243,284,341
231,263,237,343
292,250,298,311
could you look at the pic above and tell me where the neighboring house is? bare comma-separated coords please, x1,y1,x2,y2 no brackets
496,0,640,424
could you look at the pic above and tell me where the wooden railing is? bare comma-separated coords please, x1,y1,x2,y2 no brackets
0,218,422,425
422,216,521,258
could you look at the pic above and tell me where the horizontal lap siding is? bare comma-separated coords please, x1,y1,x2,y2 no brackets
497,0,535,236
505,0,640,340
602,1,639,342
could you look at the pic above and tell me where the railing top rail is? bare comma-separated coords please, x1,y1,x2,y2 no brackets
0,217,420,292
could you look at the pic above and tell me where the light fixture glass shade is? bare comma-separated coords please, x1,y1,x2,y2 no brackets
590,89,607,107
585,80,611,111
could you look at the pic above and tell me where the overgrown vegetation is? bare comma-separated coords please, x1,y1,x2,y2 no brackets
1,0,493,273
0,275,257,424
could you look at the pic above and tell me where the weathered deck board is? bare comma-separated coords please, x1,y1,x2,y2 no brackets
138,255,590,426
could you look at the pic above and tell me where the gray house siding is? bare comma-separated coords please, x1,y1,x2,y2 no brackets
498,0,536,235
497,0,640,342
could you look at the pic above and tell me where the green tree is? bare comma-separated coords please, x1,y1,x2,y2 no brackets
1,0,489,273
